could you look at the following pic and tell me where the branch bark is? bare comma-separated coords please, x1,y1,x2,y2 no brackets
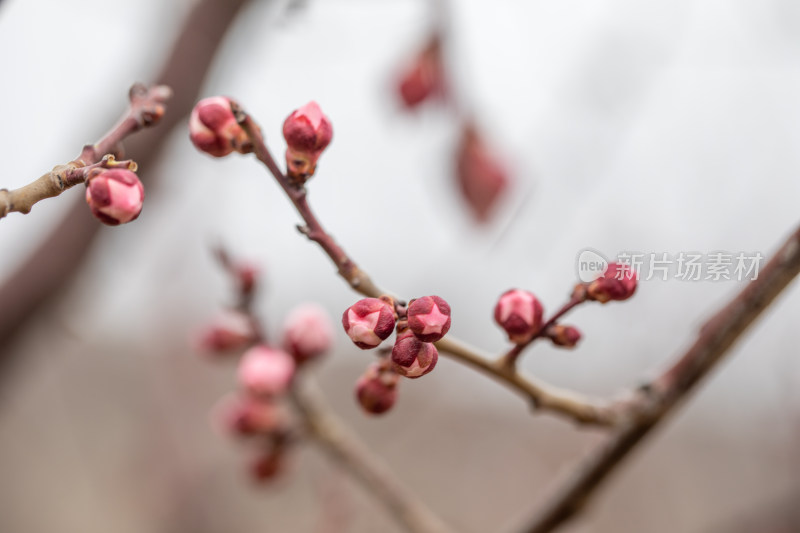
520,223,800,533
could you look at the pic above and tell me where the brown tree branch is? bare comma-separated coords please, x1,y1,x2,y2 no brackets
233,106,615,427
520,223,800,533
290,381,454,533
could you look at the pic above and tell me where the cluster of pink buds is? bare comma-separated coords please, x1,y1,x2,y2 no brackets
586,262,638,303
84,168,144,225
189,96,253,157
282,101,333,183
343,295,451,413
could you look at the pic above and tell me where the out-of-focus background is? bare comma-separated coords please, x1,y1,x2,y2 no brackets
1,0,799,532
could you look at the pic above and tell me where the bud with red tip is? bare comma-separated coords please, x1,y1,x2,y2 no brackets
455,126,509,223
189,96,252,157
194,310,255,354
214,393,290,437
494,289,544,344
282,101,333,182
342,298,396,349
587,262,638,303
85,168,144,225
282,303,334,364
355,363,399,415
397,36,445,108
391,331,438,378
546,325,582,348
238,345,296,398
407,295,451,342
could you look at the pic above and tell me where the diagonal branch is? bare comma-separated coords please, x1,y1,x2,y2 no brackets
519,223,800,533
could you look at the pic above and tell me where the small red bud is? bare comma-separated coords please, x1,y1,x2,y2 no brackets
391,331,438,379
397,37,445,108
84,168,144,226
587,262,638,303
546,325,582,348
494,289,544,344
214,393,290,437
355,363,399,415
233,261,259,296
282,101,333,182
250,449,285,482
189,96,252,157
194,310,255,354
342,298,396,349
455,126,509,223
238,345,295,398
282,303,334,364
407,295,451,343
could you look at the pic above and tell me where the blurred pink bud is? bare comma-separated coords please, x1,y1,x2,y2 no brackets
238,345,295,398
194,310,255,354
407,295,451,343
397,37,445,108
546,324,582,348
282,101,333,181
587,262,638,303
85,168,144,225
233,261,259,296
282,303,334,364
494,289,544,344
189,96,252,157
455,127,509,223
250,449,285,482
355,363,398,415
214,393,290,437
391,331,438,379
342,298,396,349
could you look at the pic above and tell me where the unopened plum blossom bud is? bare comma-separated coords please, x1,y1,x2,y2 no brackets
494,289,544,344
194,310,255,354
84,168,144,225
407,295,451,343
282,101,333,182
546,325,582,348
391,331,438,379
397,36,445,108
455,126,509,223
238,345,295,398
250,449,285,482
587,262,638,303
342,298,396,349
282,303,334,364
355,363,399,415
233,261,259,296
213,393,290,437
189,96,252,157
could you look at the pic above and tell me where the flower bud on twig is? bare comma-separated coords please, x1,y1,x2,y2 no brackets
282,303,334,364
407,295,451,343
194,310,256,354
342,298,396,349
391,331,438,379
84,168,144,225
397,36,445,108
238,345,296,398
455,126,509,223
546,324,582,348
494,289,544,344
355,362,399,415
214,393,290,437
586,262,638,303
282,101,333,182
189,96,252,157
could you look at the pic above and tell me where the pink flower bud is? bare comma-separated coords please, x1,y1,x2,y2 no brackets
250,449,285,482
355,363,398,415
391,331,438,379
342,298,396,349
282,101,333,181
397,37,445,108
233,261,259,296
84,168,144,225
194,310,255,354
238,345,295,398
189,96,252,157
407,295,451,343
455,126,509,223
494,289,544,344
282,303,334,364
546,325,582,348
587,262,638,303
213,393,290,437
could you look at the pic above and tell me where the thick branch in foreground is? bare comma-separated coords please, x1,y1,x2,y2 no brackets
520,223,800,533
0,84,170,220
234,107,612,426
291,382,453,533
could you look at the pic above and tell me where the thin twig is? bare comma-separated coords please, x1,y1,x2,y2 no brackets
290,381,454,533
520,223,800,533
234,107,613,426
